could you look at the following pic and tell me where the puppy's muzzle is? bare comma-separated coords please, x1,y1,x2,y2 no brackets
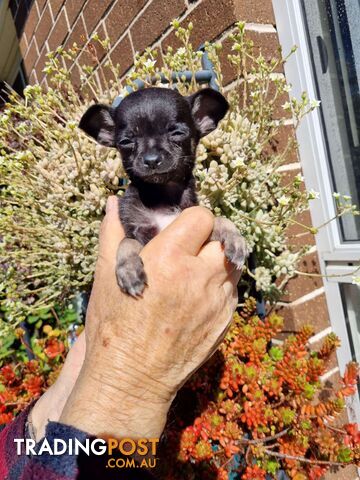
143,152,162,169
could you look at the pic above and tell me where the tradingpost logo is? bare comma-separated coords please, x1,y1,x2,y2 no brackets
15,437,160,469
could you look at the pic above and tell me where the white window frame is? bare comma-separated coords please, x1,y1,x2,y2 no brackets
272,0,360,422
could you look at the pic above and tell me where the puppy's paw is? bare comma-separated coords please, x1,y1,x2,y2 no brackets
211,217,248,270
116,254,148,297
222,232,248,270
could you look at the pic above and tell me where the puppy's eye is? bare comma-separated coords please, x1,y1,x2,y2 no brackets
118,138,134,148
168,124,189,140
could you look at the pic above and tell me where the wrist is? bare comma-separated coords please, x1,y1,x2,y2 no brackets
31,382,69,441
60,362,173,439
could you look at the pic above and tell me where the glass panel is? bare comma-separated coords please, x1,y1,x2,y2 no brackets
301,0,360,241
340,283,360,366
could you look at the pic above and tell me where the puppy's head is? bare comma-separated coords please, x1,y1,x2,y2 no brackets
79,87,228,184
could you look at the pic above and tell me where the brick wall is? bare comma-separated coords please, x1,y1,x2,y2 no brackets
15,2,358,478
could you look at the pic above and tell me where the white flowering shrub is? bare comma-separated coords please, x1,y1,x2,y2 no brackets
0,22,358,327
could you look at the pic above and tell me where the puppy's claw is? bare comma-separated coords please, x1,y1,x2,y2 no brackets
222,234,248,270
116,254,147,297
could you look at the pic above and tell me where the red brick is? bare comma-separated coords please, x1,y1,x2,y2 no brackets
83,0,114,35
65,14,87,49
272,84,292,120
105,0,147,46
224,75,291,121
110,34,134,76
65,0,87,26
220,29,282,86
70,62,99,98
24,3,39,40
68,59,99,98
92,23,108,62
29,70,38,85
281,252,323,303
62,15,87,71
131,0,186,53
76,48,97,69
279,167,303,188
276,292,330,333
48,9,68,51
69,65,81,89
24,38,39,74
233,0,275,24
34,5,52,48
231,78,290,121
19,34,28,56
49,0,65,20
68,21,110,69
263,124,299,164
34,47,49,82
162,0,236,53
285,210,316,248
37,0,47,14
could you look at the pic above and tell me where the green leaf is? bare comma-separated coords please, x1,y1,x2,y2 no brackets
35,320,43,329
27,315,40,324
337,447,352,463
265,459,280,475
269,346,283,362
0,349,15,361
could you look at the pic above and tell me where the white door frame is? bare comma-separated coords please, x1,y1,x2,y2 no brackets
272,0,360,422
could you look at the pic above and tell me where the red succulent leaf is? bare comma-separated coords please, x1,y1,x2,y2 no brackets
44,338,65,359
308,466,328,480
23,375,43,396
0,365,16,385
242,465,266,480
0,412,14,425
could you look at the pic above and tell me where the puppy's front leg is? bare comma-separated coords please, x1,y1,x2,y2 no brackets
211,217,248,270
116,238,147,297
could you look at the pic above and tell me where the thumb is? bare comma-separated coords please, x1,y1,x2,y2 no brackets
98,196,125,263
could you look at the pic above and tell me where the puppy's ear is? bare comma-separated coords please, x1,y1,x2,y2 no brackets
187,88,229,137
79,104,115,147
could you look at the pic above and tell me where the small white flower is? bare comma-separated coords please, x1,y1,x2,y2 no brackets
278,195,290,206
343,195,351,201
144,59,156,69
332,192,341,199
308,189,320,200
282,101,291,111
67,121,77,130
310,99,321,108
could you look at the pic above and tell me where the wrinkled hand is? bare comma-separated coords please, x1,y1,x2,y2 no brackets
60,196,241,439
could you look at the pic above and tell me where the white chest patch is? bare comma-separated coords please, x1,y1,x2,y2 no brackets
153,211,181,231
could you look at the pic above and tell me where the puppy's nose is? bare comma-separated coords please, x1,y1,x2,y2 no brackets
143,153,161,169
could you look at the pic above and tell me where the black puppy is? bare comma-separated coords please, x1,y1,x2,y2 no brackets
79,87,248,296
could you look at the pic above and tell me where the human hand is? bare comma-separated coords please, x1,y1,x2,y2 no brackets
60,196,241,439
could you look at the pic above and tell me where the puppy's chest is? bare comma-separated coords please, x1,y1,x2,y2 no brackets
151,209,181,232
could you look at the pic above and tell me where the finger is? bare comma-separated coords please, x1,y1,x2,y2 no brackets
198,240,238,282
98,196,125,262
222,273,240,301
153,206,214,256
58,331,86,384
222,278,239,326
